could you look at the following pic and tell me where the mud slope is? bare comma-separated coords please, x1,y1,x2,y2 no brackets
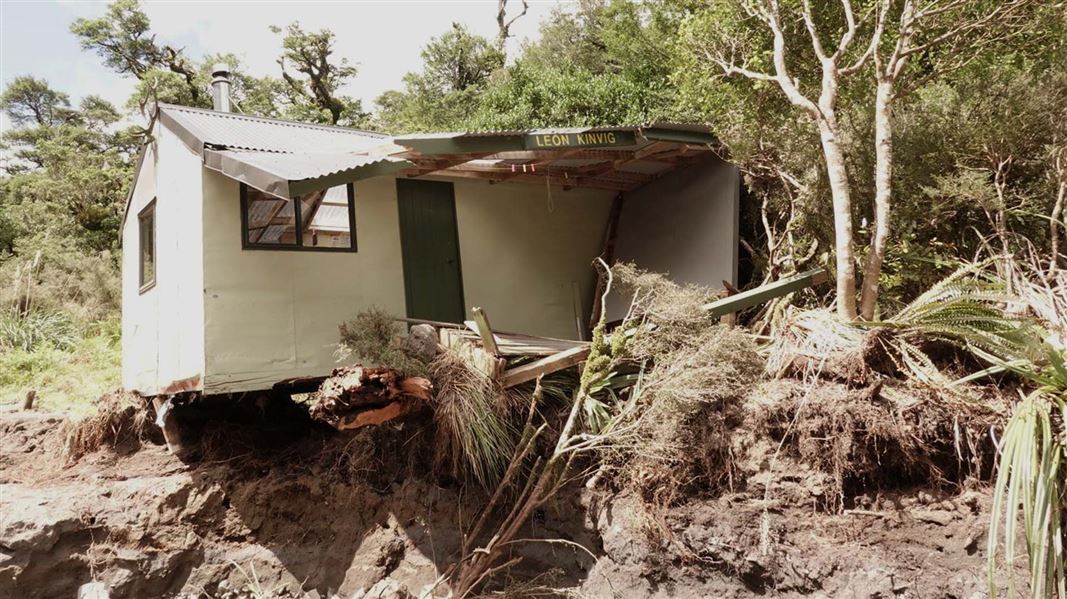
0,400,1017,599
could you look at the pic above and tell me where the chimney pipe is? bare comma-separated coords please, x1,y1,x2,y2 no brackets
211,64,231,112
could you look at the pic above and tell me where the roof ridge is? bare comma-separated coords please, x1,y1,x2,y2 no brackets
157,103,388,138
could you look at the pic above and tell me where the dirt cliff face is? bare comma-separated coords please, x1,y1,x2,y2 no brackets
0,390,1019,599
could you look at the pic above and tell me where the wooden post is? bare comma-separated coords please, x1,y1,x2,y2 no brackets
471,307,500,356
22,389,36,410
719,280,739,327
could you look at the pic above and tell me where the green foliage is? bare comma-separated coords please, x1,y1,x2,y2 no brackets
988,389,1066,599
337,308,429,378
0,323,121,415
376,24,503,132
0,309,77,352
272,23,369,126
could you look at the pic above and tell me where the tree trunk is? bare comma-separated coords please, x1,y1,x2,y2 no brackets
817,120,859,320
1050,175,1065,276
859,78,894,320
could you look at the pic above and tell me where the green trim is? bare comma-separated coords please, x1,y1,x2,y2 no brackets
702,268,829,317
287,159,413,197
394,136,526,156
641,128,717,146
395,129,643,155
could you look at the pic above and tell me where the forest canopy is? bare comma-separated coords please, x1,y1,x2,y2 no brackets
2,0,1065,329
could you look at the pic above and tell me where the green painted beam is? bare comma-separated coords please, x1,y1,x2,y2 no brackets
702,268,830,317
395,129,644,156
392,135,527,156
641,128,717,146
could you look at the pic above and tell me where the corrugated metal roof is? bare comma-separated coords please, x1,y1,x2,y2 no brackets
159,103,387,154
204,149,411,198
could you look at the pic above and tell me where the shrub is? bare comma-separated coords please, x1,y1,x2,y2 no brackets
338,308,430,377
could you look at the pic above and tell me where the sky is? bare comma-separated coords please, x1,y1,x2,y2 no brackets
0,0,565,128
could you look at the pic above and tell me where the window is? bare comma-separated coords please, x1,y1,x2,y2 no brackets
240,183,356,252
138,200,156,292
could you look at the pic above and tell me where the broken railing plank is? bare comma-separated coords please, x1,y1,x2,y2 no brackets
502,345,591,388
393,316,466,329
471,307,500,356
702,268,830,317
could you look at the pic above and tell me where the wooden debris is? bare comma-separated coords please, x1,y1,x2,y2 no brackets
471,307,500,356
310,366,432,431
702,268,830,317
502,345,591,388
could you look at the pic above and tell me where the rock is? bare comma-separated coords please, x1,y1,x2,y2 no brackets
363,577,413,599
77,582,110,599
402,324,440,362
913,509,956,526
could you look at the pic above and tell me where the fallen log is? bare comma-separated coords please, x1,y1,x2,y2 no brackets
309,366,432,431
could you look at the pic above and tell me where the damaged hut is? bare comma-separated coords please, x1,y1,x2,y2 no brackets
120,65,740,399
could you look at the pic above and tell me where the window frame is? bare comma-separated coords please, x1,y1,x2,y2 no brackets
239,183,357,253
138,199,157,294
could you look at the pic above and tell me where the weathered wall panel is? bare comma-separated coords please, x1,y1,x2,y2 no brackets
445,177,614,339
155,125,206,391
121,125,208,395
200,173,407,394
200,173,613,394
121,142,159,393
606,154,740,321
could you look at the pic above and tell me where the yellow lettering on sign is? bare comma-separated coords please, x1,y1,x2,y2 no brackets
607,132,616,144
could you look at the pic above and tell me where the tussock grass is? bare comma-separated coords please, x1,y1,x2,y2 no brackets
430,346,518,489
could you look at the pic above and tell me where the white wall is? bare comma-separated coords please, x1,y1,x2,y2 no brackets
121,125,206,394
155,124,206,391
201,173,408,394
121,143,159,393
200,174,614,394
606,155,740,321
447,177,615,339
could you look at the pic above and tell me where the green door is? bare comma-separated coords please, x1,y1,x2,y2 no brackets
396,179,466,323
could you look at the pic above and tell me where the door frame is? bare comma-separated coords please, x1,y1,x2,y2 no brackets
396,178,466,322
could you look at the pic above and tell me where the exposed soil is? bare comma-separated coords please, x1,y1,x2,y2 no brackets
0,381,1023,598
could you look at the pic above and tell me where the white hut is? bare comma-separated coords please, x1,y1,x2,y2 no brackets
121,67,739,398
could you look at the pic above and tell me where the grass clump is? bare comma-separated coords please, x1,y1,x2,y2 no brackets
429,346,518,488
608,264,764,504
0,320,120,415
0,308,78,352
61,390,153,462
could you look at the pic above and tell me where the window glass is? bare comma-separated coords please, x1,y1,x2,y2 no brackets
242,184,355,251
244,188,297,246
138,201,156,290
300,185,353,248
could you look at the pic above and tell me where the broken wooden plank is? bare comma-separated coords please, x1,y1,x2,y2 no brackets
502,345,591,388
455,326,587,356
393,316,466,329
702,268,830,317
471,307,500,356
